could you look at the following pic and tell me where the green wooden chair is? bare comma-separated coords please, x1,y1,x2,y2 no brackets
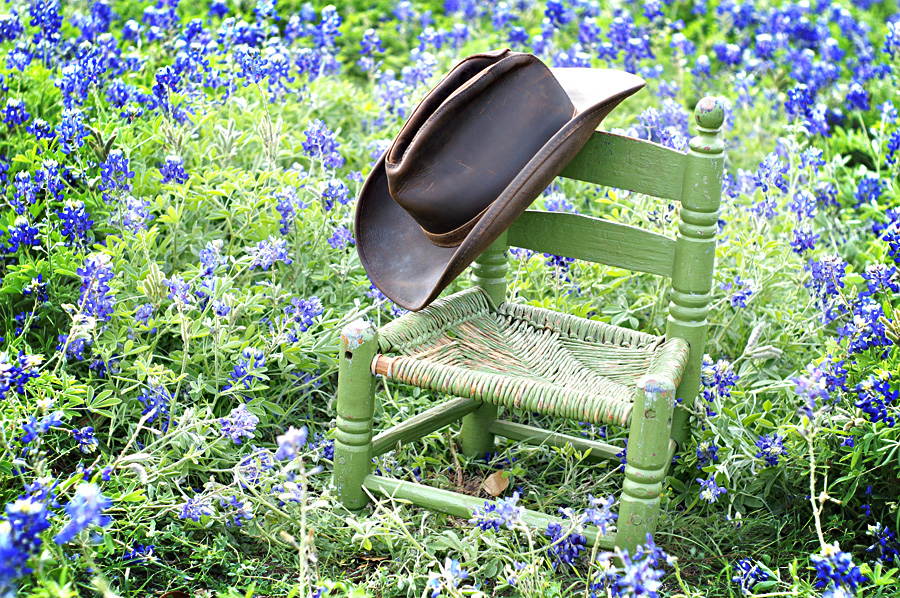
333,96,726,554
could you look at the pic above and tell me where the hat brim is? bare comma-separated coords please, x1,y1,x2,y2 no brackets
355,68,645,311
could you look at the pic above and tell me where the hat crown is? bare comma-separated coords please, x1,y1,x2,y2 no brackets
384,50,575,247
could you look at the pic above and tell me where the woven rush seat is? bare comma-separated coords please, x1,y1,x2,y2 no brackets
373,287,690,427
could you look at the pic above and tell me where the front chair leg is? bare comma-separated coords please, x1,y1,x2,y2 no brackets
616,375,676,554
334,319,379,513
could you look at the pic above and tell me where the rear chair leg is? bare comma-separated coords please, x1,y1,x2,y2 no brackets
460,402,497,458
334,319,379,513
616,375,676,554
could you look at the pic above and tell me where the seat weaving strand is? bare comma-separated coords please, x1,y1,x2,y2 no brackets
376,288,689,426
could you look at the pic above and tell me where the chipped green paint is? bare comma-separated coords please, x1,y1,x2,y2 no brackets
334,320,379,512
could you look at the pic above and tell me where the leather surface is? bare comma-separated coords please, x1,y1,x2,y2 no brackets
356,51,645,311
386,52,574,237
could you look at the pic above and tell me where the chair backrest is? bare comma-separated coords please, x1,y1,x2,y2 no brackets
471,95,727,442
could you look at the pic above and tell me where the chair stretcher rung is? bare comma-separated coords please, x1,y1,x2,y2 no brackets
363,475,615,548
372,397,482,456
489,420,622,463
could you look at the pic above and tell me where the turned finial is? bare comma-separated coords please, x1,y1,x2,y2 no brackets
694,96,727,132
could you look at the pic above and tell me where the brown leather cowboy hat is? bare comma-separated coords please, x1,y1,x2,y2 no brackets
355,49,645,311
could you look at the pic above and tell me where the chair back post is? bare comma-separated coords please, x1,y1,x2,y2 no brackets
666,97,726,447
471,230,509,306
460,231,509,457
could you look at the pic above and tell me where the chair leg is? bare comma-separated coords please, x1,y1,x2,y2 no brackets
334,319,379,513
616,375,676,554
459,402,497,458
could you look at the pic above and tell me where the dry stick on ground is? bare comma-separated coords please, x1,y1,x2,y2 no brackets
447,430,464,488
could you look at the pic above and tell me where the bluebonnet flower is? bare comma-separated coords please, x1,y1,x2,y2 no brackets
135,303,154,326
509,26,529,47
2,98,30,127
219,403,260,445
357,28,385,73
235,46,268,86
753,152,789,200
544,192,576,213
805,254,847,299
401,49,438,89
886,131,900,167
720,276,754,308
247,236,292,270
695,439,719,468
20,410,64,444
238,447,276,487
5,42,29,72
54,483,112,544
302,119,342,168
321,179,350,210
122,543,155,564
791,225,819,254
785,84,813,119
811,542,867,596
5,216,41,253
255,0,278,21
867,523,900,564
886,21,900,58
78,253,115,323
55,109,88,154
160,155,189,184
282,296,323,341
732,558,769,595
788,189,817,221
27,118,55,141
697,476,726,503
546,519,587,569
592,534,671,597
12,172,37,212
110,195,152,234
855,174,883,208
138,383,173,427
861,263,899,297
275,187,308,235
845,83,869,112
57,200,94,247
470,491,524,531
327,225,353,250
99,149,135,203
701,357,739,402
275,425,309,460
219,495,254,527
692,54,711,78
853,371,897,426
1,495,52,591
58,334,92,361
426,558,469,597
582,495,617,535
166,274,193,307
73,426,98,453
179,495,214,521
224,347,265,392
199,240,225,277
755,434,786,466
0,11,23,43
793,362,830,420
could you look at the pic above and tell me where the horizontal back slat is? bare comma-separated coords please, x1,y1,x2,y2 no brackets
560,131,686,202
506,211,675,278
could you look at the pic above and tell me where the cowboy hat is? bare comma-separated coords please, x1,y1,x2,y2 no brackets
355,49,645,311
